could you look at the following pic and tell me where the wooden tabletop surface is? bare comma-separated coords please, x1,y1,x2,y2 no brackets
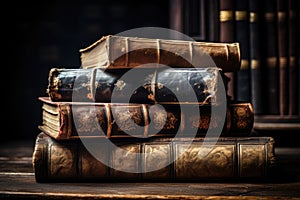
0,139,300,199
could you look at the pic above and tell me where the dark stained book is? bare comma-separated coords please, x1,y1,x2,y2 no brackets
298,0,300,116
263,0,279,114
206,0,220,42
288,0,298,115
46,67,225,104
183,0,206,41
38,97,254,140
249,0,264,114
169,0,184,39
219,0,236,101
276,0,289,115
32,132,276,182
235,0,251,102
79,35,241,73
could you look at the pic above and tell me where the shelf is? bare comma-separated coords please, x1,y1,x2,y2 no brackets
253,115,300,131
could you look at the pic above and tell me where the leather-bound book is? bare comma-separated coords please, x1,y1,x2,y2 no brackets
235,0,250,103
38,96,254,140
263,0,279,114
249,0,264,114
46,67,224,104
32,132,276,182
277,0,289,115
206,0,220,42
183,0,206,41
298,1,300,116
219,0,236,101
169,0,184,39
79,35,241,73
288,0,298,115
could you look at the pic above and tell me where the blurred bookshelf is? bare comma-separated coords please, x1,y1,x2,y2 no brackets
169,0,300,136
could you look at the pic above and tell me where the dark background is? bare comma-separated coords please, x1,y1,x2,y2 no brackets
3,1,299,146
4,0,169,141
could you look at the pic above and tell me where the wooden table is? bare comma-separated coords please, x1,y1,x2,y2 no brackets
0,139,300,199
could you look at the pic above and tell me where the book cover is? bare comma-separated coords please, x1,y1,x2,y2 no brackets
32,132,276,182
46,67,224,104
38,96,254,140
79,35,241,72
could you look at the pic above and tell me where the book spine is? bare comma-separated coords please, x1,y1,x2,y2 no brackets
288,0,298,115
263,0,279,114
104,36,241,72
219,0,236,100
183,0,206,41
32,133,49,182
249,0,264,114
33,132,276,182
169,0,184,39
206,0,220,42
235,0,250,102
47,67,220,104
39,100,254,140
189,0,206,41
277,0,289,115
298,1,300,116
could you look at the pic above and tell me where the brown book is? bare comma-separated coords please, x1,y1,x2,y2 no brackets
263,0,279,114
235,0,250,103
219,0,236,100
169,0,184,38
288,0,298,115
38,96,254,140
183,0,206,41
32,132,276,182
277,0,289,115
206,0,220,42
46,67,224,104
249,0,264,114
79,35,241,72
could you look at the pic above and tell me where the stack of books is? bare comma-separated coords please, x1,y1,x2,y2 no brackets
33,35,276,182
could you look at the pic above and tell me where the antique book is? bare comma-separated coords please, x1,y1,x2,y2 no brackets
169,0,184,37
277,0,289,115
249,0,264,114
263,0,279,114
79,35,241,72
235,0,250,102
47,67,225,104
38,96,254,140
288,0,298,115
206,0,220,42
183,0,206,41
219,0,236,100
32,132,276,182
298,2,300,116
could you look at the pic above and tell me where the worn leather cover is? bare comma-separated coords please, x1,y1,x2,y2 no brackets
38,97,254,140
47,67,221,103
79,35,241,72
32,132,276,182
